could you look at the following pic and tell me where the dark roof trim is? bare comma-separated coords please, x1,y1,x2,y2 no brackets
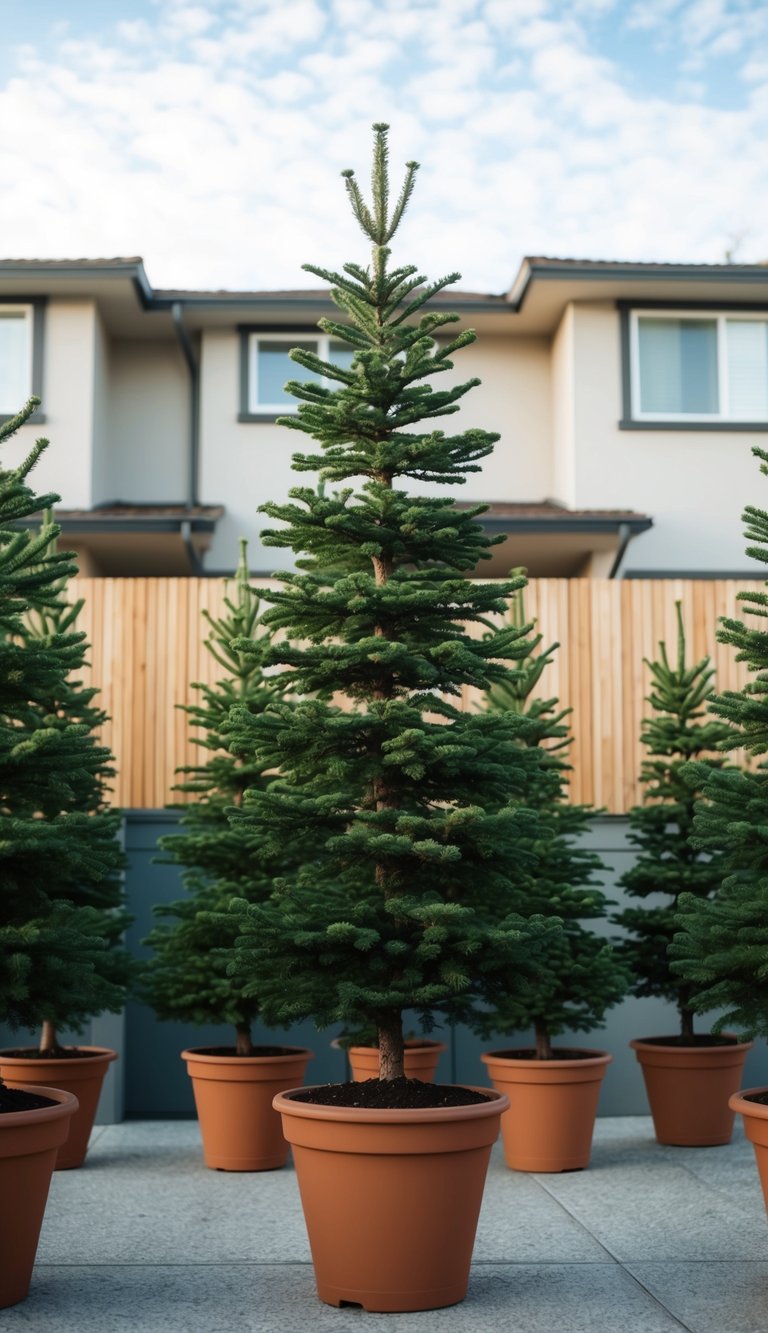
623,569,763,580
510,258,768,315
480,515,653,535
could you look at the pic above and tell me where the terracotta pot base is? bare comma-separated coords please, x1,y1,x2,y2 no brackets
275,1083,507,1312
0,1085,78,1307
182,1046,313,1171
631,1036,752,1146
0,1046,117,1169
481,1047,611,1172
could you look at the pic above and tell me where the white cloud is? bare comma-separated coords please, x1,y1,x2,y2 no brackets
0,0,767,293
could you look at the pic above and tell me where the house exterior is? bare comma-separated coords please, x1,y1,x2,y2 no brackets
3,255,768,577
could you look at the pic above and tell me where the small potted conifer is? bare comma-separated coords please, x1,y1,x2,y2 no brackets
0,398,125,1305
227,125,563,1313
141,542,313,1170
474,582,627,1171
672,450,768,1201
616,603,750,1146
0,499,129,1170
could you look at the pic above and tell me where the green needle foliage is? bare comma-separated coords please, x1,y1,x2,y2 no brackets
0,399,127,1048
616,604,730,1039
672,448,768,1037
142,542,300,1055
227,125,562,1081
471,581,627,1059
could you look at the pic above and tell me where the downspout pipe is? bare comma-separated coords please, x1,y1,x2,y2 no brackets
609,523,632,579
171,302,200,508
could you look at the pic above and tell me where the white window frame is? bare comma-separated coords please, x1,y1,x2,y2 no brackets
0,303,34,415
630,309,768,424
247,332,350,414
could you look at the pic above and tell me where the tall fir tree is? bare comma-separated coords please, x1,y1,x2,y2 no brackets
0,400,127,1047
616,603,731,1039
227,124,562,1082
142,542,300,1055
470,581,627,1058
672,449,768,1035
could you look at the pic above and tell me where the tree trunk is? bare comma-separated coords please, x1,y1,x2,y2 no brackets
39,1019,60,1056
235,1024,255,1057
534,1018,552,1061
680,1005,695,1042
377,1016,405,1080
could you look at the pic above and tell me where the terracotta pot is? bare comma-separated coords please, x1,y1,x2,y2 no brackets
0,1046,117,1169
0,1084,78,1308
346,1039,447,1082
729,1088,768,1208
182,1046,313,1171
631,1036,752,1146
274,1084,508,1313
481,1047,611,1172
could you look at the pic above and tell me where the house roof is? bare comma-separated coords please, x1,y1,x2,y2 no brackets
3,254,768,337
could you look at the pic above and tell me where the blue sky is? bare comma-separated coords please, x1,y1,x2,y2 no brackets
3,0,768,292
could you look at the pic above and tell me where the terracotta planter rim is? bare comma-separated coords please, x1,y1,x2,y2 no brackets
730,1087,768,1115
274,1084,509,1125
181,1045,314,1067
482,1047,611,1070
631,1035,751,1053
0,1084,78,1129
0,1046,117,1068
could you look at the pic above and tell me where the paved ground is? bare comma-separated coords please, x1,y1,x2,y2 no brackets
7,1115,768,1332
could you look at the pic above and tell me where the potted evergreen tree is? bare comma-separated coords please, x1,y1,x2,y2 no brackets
672,450,768,1200
616,603,750,1146
0,511,129,1168
141,542,313,1170
0,398,127,1304
227,125,563,1313
474,582,627,1171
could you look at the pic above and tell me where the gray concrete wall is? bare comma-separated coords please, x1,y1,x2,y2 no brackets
4,811,767,1120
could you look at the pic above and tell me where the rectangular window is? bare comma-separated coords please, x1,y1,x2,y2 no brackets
247,333,355,414
630,311,768,423
0,305,33,415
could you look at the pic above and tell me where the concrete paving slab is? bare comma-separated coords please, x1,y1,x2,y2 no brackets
39,1124,312,1265
20,1116,768,1332
627,1261,768,1333
473,1143,609,1263
534,1157,768,1263
6,1264,686,1333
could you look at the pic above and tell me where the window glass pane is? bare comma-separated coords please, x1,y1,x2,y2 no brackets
726,320,768,420
0,310,30,414
256,340,317,406
638,318,718,415
329,340,355,371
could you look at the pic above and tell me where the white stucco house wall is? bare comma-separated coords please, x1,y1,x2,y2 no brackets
2,255,768,579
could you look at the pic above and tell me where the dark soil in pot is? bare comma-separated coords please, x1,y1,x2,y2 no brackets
490,1048,602,1061
193,1046,297,1058
293,1078,492,1109
1,1047,105,1060
638,1035,739,1047
0,1084,58,1113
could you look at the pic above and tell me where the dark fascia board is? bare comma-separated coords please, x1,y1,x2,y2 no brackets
510,259,768,315
17,513,219,534
624,569,764,580
0,260,155,311
481,515,653,535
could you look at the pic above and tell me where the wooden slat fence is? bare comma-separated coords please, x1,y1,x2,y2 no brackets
70,578,762,814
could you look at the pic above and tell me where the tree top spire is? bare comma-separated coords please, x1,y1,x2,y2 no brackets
341,123,420,247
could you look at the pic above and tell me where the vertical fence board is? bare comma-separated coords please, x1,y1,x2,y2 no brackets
65,577,764,813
